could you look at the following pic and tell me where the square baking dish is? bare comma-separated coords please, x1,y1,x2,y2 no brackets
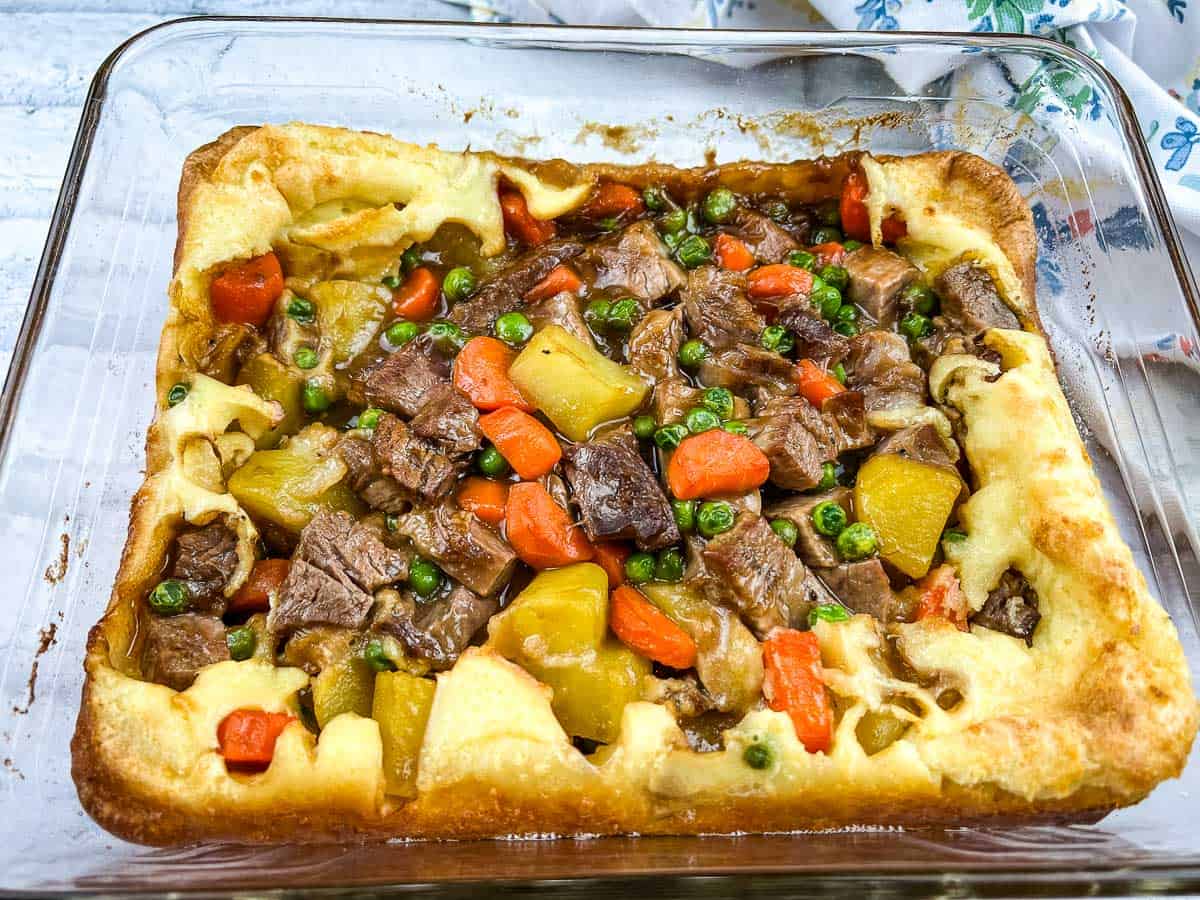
2,17,1199,896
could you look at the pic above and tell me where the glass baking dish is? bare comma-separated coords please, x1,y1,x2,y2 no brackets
2,17,1199,896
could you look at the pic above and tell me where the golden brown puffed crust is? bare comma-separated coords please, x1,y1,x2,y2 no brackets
71,124,1196,846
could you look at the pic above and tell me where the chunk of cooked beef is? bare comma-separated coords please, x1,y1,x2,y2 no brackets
359,338,450,417
580,220,685,303
447,238,586,334
528,291,593,347
399,503,518,597
821,390,875,454
971,569,1040,645
746,395,870,490
270,559,375,634
374,585,499,670
654,377,750,426
698,343,797,398
280,626,355,675
681,266,764,350
700,514,834,638
643,675,716,718
875,422,959,468
727,208,799,263
935,262,1020,335
408,383,481,458
817,560,898,622
775,296,850,366
337,434,411,514
296,509,410,593
843,246,918,325
764,488,852,569
628,307,683,385
267,295,319,360
170,521,239,614
371,413,459,503
845,330,925,412
563,424,680,551
141,613,230,691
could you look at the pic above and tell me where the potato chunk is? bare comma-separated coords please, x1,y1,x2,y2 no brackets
310,279,391,365
372,670,436,798
313,654,375,728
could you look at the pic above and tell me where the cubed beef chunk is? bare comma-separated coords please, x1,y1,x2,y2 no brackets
580,221,685,303
141,613,230,691
843,246,918,325
775,297,850,367
359,339,450,417
971,569,1040,645
449,239,586,333
563,424,680,551
271,558,375,634
875,422,959,468
628,307,683,385
681,266,764,350
409,383,481,458
935,262,1019,334
372,413,459,503
374,585,499,670
528,291,593,347
765,488,852,569
337,434,411,514
746,394,871,490
296,509,410,594
727,208,799,263
170,521,239,614
399,503,517,597
700,514,834,638
644,675,716,718
846,330,925,412
654,378,750,426
822,390,875,454
698,343,797,399
817,560,898,622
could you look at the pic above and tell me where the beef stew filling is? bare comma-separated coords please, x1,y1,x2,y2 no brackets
146,174,1038,761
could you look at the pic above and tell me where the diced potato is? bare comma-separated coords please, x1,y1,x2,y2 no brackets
854,453,962,578
228,423,363,533
236,352,305,449
509,325,649,441
535,647,648,743
309,280,392,365
313,654,375,728
372,670,437,798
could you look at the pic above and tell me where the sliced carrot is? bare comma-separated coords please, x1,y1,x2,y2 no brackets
391,267,440,321
478,406,562,480
795,359,845,408
747,264,814,299
666,429,770,501
762,629,833,754
592,541,631,587
809,242,846,267
228,558,290,614
456,476,509,526
840,170,906,244
714,233,755,272
453,337,531,412
610,585,697,669
210,253,284,327
500,190,557,247
505,481,593,569
915,564,970,631
217,709,295,767
524,264,584,303
581,182,645,219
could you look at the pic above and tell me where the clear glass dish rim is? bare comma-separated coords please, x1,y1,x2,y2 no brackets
8,17,1200,893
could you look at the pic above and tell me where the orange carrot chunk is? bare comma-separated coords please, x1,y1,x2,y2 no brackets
840,170,907,244
795,359,846,408
456,476,509,526
714,233,755,272
581,182,645,219
505,481,593,569
762,629,833,754
809,242,846,267
524,264,584,303
591,541,631,586
666,429,770,501
610,585,698,669
453,336,532,412
217,709,295,767
478,406,562,480
914,564,970,632
228,558,290,614
391,266,440,321
500,190,557,247
210,252,284,327
747,264,814,299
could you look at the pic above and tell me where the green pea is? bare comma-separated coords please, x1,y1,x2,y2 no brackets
633,415,657,440
697,501,735,538
836,522,879,561
942,527,968,544
833,321,859,337
766,201,790,222
625,552,656,585
442,267,476,302
653,424,689,451
381,274,402,289
385,513,400,533
743,740,774,770
811,501,848,537
676,234,712,269
702,187,738,224
832,363,847,385
364,639,395,673
818,264,850,291
816,461,838,491
811,226,843,245
294,346,319,370
643,185,671,212
788,250,816,270
357,407,383,431
835,304,859,324
401,246,422,273
607,298,641,332
671,499,696,532
842,239,864,252
684,407,721,434
427,321,466,354
902,283,938,317
584,299,612,329
813,285,843,320
809,603,851,626
678,339,710,370
302,378,331,414
477,445,511,478
662,230,683,252
722,420,748,436
286,296,316,325
770,518,799,548
495,311,534,346
226,626,256,661
410,558,444,598
654,548,685,583
899,312,932,341
760,325,794,355
385,319,421,347
166,383,188,407
701,387,734,420
148,579,188,616
660,207,688,235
